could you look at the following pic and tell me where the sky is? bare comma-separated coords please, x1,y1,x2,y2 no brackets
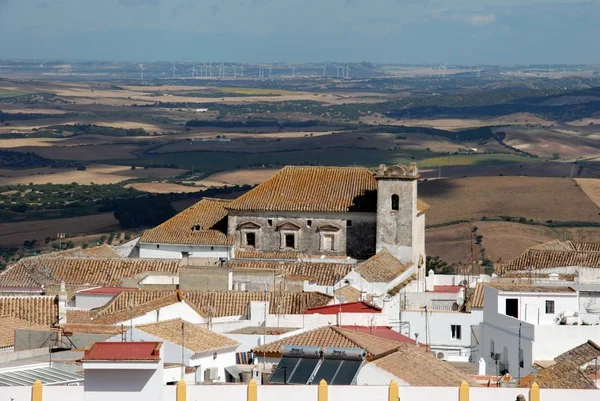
0,0,599,64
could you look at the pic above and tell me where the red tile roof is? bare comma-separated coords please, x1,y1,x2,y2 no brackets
78,287,138,295
304,301,382,314
340,326,421,346
432,286,462,293
83,342,161,361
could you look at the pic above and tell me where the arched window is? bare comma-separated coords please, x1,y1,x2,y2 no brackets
391,194,399,211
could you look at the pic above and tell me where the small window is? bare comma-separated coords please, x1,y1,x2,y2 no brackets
182,252,189,258
391,194,399,211
268,219,273,227
506,298,519,318
545,300,555,314
307,220,312,227
451,325,462,340
285,234,295,249
246,232,256,248
156,244,160,249
210,246,214,251
346,220,352,227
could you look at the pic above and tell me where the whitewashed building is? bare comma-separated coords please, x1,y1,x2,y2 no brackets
478,284,600,378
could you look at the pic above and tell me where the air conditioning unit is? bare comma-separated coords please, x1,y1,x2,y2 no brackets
436,352,445,360
204,367,219,382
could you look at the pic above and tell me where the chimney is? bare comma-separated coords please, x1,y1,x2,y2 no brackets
478,357,486,376
58,281,68,324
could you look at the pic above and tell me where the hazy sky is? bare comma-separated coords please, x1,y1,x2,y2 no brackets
0,0,599,64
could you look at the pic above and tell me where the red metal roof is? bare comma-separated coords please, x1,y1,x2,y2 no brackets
82,342,161,361
340,326,425,347
304,301,382,314
432,285,462,293
78,287,138,295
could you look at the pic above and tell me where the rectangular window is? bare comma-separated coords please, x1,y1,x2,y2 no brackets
506,298,519,318
451,325,462,340
245,232,256,248
268,219,273,226
285,234,295,249
322,234,335,251
545,300,555,314
346,220,352,227
307,220,312,227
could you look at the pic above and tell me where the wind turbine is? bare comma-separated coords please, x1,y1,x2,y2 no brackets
333,64,342,78
240,63,244,78
191,64,198,78
218,63,226,78
139,64,145,81
171,62,178,79
345,63,351,79
268,65,272,79
292,64,297,78
209,62,213,78
322,64,327,78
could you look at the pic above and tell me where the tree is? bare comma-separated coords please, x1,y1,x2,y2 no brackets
114,196,176,229
426,256,454,274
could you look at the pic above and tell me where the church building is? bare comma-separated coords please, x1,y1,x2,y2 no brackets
139,163,428,292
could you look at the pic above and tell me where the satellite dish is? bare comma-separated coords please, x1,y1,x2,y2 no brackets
456,296,465,306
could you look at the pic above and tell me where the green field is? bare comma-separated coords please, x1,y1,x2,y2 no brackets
108,148,424,175
0,89,28,98
419,154,536,167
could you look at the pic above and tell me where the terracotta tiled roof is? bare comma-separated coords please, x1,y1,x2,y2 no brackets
0,257,180,288
0,296,58,326
90,290,332,322
140,199,230,245
234,250,302,260
387,273,417,296
372,344,480,387
66,309,93,324
0,316,46,348
335,285,362,303
519,361,597,389
43,245,122,259
501,249,600,272
355,249,411,283
502,272,576,281
227,260,352,286
469,284,485,309
555,340,600,366
91,292,189,325
252,325,401,359
227,166,378,213
83,342,161,361
61,324,126,335
489,284,575,293
570,242,600,252
78,287,138,295
136,319,239,354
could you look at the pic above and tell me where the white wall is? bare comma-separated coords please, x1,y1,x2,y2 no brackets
356,363,406,385
3,384,600,401
400,309,483,359
139,243,229,259
496,290,577,325
84,366,163,401
190,350,236,383
138,274,179,286
533,325,600,362
225,329,305,353
114,301,204,326
75,294,115,309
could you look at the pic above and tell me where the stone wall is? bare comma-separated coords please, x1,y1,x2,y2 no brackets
228,211,376,260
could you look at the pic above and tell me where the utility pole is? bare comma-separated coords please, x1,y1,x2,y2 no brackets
517,322,522,383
